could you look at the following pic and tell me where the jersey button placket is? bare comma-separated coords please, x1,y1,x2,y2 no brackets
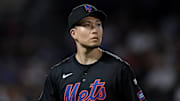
81,71,88,82
84,72,88,75
82,78,86,82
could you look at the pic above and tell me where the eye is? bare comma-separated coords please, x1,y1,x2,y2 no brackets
96,23,102,27
83,23,90,27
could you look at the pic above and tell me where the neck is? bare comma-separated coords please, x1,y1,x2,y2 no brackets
75,47,102,65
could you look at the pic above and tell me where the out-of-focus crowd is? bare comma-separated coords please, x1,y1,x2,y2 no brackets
0,0,179,101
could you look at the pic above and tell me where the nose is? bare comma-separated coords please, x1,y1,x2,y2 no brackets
91,24,98,34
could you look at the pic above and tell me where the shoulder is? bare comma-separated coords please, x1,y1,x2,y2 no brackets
42,54,74,84
102,49,136,77
50,54,74,71
102,49,130,66
45,54,74,80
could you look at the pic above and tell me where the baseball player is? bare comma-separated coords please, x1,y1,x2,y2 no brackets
39,4,147,101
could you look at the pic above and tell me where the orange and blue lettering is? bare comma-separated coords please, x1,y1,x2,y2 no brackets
64,79,107,101
84,5,92,12
86,79,106,101
64,82,80,101
78,90,88,101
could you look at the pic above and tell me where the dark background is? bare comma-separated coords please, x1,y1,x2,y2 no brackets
0,0,180,101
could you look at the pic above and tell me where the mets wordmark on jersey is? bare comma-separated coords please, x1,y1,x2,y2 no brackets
64,79,107,101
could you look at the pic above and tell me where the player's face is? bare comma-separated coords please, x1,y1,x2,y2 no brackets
70,16,103,49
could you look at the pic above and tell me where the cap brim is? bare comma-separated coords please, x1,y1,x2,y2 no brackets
67,10,107,34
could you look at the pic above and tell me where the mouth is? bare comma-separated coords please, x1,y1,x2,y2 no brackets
91,37,99,40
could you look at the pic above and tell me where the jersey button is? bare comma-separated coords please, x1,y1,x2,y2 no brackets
84,72,88,75
82,78,86,82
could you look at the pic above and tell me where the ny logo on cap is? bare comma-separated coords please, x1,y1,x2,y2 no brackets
84,5,92,12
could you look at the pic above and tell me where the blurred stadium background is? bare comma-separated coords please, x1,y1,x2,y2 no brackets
0,0,179,101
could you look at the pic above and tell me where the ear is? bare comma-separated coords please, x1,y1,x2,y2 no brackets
70,28,77,40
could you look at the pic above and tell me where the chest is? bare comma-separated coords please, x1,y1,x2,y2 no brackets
57,63,120,101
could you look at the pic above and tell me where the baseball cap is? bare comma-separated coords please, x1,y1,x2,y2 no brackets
68,4,107,31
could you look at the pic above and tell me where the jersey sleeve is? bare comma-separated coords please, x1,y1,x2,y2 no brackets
121,64,147,101
39,71,58,101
